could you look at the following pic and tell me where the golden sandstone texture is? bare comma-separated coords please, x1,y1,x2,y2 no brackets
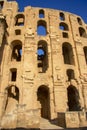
0,0,87,129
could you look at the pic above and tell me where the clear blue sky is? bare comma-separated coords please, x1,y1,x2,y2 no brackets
16,0,87,23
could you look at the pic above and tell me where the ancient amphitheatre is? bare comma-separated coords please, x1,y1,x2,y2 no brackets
0,0,87,129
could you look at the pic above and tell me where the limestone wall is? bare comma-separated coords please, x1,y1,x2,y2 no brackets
0,0,87,128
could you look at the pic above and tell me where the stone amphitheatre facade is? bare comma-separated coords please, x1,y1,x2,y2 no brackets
0,0,87,129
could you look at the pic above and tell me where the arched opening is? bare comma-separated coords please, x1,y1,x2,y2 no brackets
4,86,19,114
59,12,65,21
59,22,69,31
67,69,75,81
83,46,87,64
37,40,48,73
77,17,82,25
62,42,74,65
15,14,24,26
79,27,87,38
37,85,50,119
39,9,44,18
11,40,22,62
67,85,81,111
37,20,47,36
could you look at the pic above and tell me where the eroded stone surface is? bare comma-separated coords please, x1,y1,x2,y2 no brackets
0,0,87,129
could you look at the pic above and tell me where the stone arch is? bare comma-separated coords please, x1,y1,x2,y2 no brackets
59,12,65,21
67,85,81,111
37,20,47,35
11,40,22,62
4,85,19,114
37,85,50,119
79,27,86,37
39,9,44,18
62,42,74,65
37,40,48,73
59,22,69,31
15,13,25,26
77,17,82,25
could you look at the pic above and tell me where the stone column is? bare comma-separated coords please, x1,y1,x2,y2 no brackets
0,92,5,120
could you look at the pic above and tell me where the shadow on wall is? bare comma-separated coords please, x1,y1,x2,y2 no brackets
1,128,40,130
65,128,87,130
0,34,7,65
2,127,87,130
50,115,66,128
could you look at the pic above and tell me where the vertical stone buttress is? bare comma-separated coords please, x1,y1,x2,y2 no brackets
0,0,7,123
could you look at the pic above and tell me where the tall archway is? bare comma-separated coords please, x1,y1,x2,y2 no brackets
37,85,50,119
62,42,74,65
11,40,22,62
67,85,81,111
4,86,19,114
37,20,47,36
37,40,48,73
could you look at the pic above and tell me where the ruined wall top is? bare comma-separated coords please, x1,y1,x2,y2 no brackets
1,0,86,25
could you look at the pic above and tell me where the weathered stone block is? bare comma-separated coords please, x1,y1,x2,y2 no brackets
65,112,79,128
